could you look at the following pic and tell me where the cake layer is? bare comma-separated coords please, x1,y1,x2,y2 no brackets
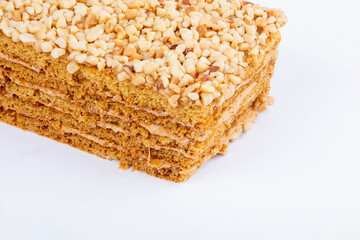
0,31,280,127
0,91,269,182
0,71,272,168
0,61,274,160
0,40,279,149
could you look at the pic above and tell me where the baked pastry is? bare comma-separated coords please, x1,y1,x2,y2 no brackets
0,0,287,182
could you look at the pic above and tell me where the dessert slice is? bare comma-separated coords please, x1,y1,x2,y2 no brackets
0,0,287,182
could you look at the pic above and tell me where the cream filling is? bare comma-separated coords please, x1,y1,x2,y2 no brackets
140,123,190,145
5,72,260,148
0,51,273,158
104,109,191,144
0,87,203,159
97,121,125,134
57,108,260,177
61,125,111,147
0,50,274,128
1,91,264,177
2,78,260,160
0,51,177,119
0,52,42,73
0,48,276,178
1,85,260,161
218,81,257,124
7,75,190,144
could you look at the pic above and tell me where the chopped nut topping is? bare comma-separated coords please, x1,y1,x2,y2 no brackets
0,0,286,107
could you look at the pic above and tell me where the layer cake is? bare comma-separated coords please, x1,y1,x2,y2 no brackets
0,0,287,182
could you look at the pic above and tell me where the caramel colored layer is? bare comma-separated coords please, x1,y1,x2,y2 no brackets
0,31,281,126
0,90,269,182
0,61,274,161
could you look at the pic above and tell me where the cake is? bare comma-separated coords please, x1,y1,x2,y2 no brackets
0,0,287,182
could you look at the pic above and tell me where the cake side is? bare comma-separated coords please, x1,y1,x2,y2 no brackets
0,89,272,182
0,60,275,167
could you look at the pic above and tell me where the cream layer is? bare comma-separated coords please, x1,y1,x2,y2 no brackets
0,84,259,160
0,95,262,177
0,50,275,129
3,70,261,149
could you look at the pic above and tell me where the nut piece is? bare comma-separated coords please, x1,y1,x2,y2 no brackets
125,9,137,19
123,45,136,56
228,74,241,85
60,0,76,9
144,62,159,75
51,48,66,59
243,121,252,132
125,25,137,36
201,93,214,106
264,23,277,34
133,61,145,73
229,129,243,141
85,15,97,29
188,92,199,101
19,33,37,44
168,94,180,107
200,84,215,93
170,67,184,79
86,56,99,65
132,74,145,85
86,26,104,42
266,96,275,105
67,62,80,74
40,42,53,52
55,37,67,49
138,38,151,51
197,25,207,37
117,72,129,81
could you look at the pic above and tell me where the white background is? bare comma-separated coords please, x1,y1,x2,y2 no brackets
1,0,359,239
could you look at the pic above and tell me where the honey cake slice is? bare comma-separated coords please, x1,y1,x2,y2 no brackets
0,0,287,181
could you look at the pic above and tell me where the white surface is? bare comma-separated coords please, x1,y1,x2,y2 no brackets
1,1,360,239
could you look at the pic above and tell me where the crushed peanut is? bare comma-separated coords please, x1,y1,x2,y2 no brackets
0,0,287,107
66,61,79,74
